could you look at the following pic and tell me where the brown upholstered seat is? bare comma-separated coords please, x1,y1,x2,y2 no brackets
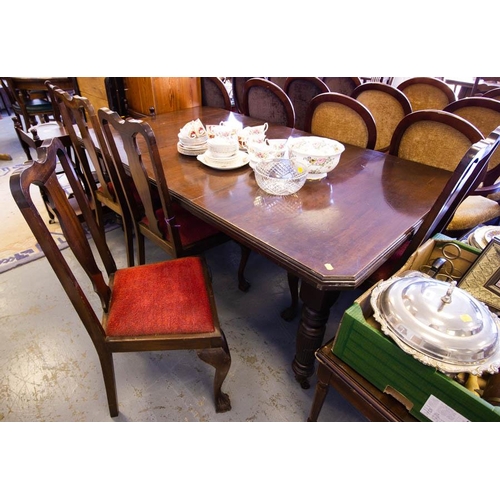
351,82,412,151
284,77,329,131
200,77,231,110
10,137,232,417
305,92,377,149
397,77,457,111
242,78,295,128
389,110,500,234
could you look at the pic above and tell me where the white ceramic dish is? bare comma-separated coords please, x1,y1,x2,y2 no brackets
288,136,345,180
177,142,207,156
197,151,250,170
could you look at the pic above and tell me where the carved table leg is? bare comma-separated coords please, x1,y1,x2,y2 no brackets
292,282,339,389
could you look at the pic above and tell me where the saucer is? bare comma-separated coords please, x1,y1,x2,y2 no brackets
177,142,207,156
197,151,250,170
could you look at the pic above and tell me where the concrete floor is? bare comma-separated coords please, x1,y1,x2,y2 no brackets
0,109,366,422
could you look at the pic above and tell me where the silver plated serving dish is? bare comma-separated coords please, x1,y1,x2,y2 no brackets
370,270,500,375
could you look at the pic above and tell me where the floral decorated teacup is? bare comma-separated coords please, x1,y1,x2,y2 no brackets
265,138,288,158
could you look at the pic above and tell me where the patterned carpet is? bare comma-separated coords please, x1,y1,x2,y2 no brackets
0,162,118,274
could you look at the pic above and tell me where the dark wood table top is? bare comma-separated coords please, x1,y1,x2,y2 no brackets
140,106,451,291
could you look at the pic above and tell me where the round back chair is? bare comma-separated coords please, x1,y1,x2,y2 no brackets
444,97,500,183
351,82,412,151
320,77,361,96
397,77,457,111
284,77,329,131
243,78,295,128
305,92,377,149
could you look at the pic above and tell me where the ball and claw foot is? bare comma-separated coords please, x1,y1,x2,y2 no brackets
215,392,232,413
238,279,251,292
280,305,298,322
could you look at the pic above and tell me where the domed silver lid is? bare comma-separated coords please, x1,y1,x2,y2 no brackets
370,271,500,375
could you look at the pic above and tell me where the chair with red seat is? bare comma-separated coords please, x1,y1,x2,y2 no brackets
99,108,249,293
10,137,232,417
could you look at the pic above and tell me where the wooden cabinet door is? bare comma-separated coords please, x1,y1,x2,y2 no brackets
124,77,201,116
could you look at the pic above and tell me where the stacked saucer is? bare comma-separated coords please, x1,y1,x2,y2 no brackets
177,119,208,156
467,225,500,250
197,137,249,170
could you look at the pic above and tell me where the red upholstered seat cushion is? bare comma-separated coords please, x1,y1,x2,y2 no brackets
105,257,215,337
141,202,220,245
368,240,411,283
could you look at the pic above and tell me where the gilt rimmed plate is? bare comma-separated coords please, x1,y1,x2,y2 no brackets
197,151,250,170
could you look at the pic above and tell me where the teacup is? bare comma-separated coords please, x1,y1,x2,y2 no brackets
265,138,288,158
179,118,206,139
238,130,267,150
247,139,279,163
207,137,239,159
219,120,243,136
206,124,235,139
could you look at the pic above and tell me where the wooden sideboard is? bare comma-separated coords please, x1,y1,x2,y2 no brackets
124,77,201,116
76,77,109,110
76,77,201,117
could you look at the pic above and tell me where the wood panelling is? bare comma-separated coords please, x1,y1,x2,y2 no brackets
76,77,109,110
124,77,201,116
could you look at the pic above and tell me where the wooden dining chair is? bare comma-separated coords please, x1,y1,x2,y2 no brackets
52,86,135,268
242,78,295,128
1,77,54,131
98,108,249,291
389,110,500,235
320,77,361,96
351,82,412,151
304,92,377,149
231,77,255,114
283,77,329,131
369,127,500,282
483,88,500,101
200,77,232,111
397,77,457,111
10,137,232,417
444,97,500,193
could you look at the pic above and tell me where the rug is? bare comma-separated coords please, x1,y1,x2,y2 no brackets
0,163,119,274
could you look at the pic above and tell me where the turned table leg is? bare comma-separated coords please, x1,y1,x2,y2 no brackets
292,281,339,389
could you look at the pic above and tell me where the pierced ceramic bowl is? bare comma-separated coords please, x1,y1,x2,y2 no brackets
254,158,307,196
288,136,345,180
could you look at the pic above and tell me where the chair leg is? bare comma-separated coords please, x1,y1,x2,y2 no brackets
122,214,135,268
238,243,251,292
280,272,300,322
137,229,146,265
197,331,231,413
97,350,119,417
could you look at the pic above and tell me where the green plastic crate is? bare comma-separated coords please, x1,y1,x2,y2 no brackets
332,238,500,422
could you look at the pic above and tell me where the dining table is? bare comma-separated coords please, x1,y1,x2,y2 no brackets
106,105,452,389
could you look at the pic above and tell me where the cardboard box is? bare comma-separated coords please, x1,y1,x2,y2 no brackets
332,237,500,422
